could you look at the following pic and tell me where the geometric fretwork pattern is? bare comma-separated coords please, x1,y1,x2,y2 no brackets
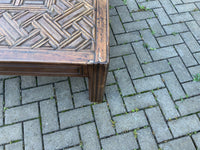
0,0,95,51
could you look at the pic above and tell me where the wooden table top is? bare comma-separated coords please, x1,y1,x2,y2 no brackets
0,0,109,65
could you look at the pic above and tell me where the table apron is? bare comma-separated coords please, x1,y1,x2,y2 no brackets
0,63,88,77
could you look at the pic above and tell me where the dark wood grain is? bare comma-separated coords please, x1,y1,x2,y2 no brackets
88,63,108,102
0,0,109,102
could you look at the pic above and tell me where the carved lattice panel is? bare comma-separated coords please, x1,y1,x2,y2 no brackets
0,0,96,51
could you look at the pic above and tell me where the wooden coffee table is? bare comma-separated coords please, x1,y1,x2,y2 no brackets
0,0,109,102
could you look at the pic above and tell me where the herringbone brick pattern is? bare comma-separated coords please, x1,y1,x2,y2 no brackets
1,0,200,149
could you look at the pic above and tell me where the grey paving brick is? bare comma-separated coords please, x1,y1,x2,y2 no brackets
162,72,186,100
163,23,188,34
124,54,144,79
0,81,2,95
22,84,54,104
79,123,100,150
141,29,159,49
169,12,193,23
40,99,59,133
21,76,36,89
124,20,148,32
138,0,153,3
59,106,93,129
194,53,200,63
182,81,200,96
5,141,23,150
109,57,125,71
186,21,200,40
160,0,177,14
147,18,166,37
155,89,180,119
24,119,42,150
124,92,157,111
150,46,177,61
191,11,200,25
154,8,171,25
85,77,89,90
5,77,20,107
115,32,141,44
55,81,73,111
192,132,200,149
176,3,197,13
114,111,148,133
145,107,172,142
92,103,115,138
196,2,200,10
0,75,15,80
176,96,200,115
110,16,125,34
191,65,200,75
168,115,200,137
140,1,161,9
110,29,116,46
157,35,183,47
73,91,91,108
105,85,126,116
117,6,132,23
106,72,115,85
181,32,200,53
132,11,155,20
37,76,67,85
70,77,86,93
5,103,38,124
132,41,152,64
109,8,117,16
189,65,200,75
0,95,2,126
114,69,135,96
142,60,171,76
43,127,80,150
159,136,196,150
101,132,138,150
182,0,200,2
175,44,197,67
138,0,148,2
169,57,192,82
109,0,124,7
137,128,158,150
133,75,165,92
110,44,133,58
65,147,81,150
127,0,138,12
171,0,182,4
0,123,22,145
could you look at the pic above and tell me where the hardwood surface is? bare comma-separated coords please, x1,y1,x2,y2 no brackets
0,0,109,102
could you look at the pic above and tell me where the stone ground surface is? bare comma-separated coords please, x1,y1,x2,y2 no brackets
1,0,200,150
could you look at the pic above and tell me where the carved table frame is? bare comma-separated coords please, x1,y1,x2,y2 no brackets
0,0,109,102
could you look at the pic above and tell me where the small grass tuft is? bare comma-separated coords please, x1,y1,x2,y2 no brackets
172,32,177,36
133,129,137,138
193,8,199,11
193,73,200,82
111,120,116,127
143,43,149,48
3,107,8,112
109,5,114,9
123,0,127,5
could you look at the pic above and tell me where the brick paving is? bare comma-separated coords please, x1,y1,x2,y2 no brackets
1,0,200,149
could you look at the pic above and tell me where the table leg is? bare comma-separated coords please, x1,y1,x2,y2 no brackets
88,63,108,102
